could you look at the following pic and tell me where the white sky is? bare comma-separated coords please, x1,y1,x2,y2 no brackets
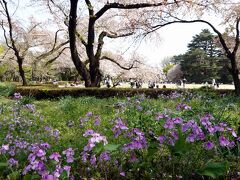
1,0,226,67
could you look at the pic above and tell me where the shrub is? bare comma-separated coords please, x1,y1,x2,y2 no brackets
0,82,15,97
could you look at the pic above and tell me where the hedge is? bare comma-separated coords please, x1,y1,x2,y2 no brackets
13,85,235,99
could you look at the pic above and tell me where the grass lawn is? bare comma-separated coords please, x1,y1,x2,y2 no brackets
0,91,240,179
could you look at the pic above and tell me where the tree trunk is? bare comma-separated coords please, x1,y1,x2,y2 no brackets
229,56,240,95
17,57,27,86
89,57,102,87
69,0,91,87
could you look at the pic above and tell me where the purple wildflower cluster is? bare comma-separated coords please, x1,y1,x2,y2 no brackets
176,103,192,110
112,118,129,137
157,112,238,150
123,128,147,151
1,92,240,179
79,112,101,127
81,129,108,163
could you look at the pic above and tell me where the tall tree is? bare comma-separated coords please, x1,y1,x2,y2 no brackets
41,0,189,87
0,0,27,85
147,1,240,95
173,29,231,83
0,0,69,85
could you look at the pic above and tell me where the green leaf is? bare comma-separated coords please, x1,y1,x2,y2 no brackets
196,161,228,179
103,144,120,152
0,162,8,171
169,130,190,156
0,162,8,168
93,143,104,154
7,171,20,180
23,174,41,180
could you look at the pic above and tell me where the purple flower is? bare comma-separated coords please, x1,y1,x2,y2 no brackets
40,142,50,150
81,152,88,162
83,129,95,137
157,135,166,144
99,151,110,161
120,171,126,176
62,148,74,163
186,134,196,142
164,119,174,129
49,152,61,162
24,104,35,112
112,118,128,137
171,131,179,140
63,165,71,177
90,155,97,165
155,113,167,120
13,92,22,99
85,112,93,117
54,164,63,178
207,126,216,134
173,117,183,124
219,136,230,147
94,116,101,126
203,141,215,150
228,141,235,148
44,126,52,131
0,144,9,154
8,158,18,167
129,152,137,162
176,103,191,110
36,149,46,157
52,130,60,138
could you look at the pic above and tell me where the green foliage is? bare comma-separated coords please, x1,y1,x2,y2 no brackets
162,63,174,76
0,83,16,97
174,29,232,83
0,92,240,179
196,161,229,179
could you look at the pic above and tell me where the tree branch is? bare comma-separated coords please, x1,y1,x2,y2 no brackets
95,31,134,60
100,55,139,70
0,20,11,49
28,22,41,34
48,0,68,18
51,29,65,51
2,0,22,59
44,46,69,66
85,0,94,16
76,31,87,47
95,2,176,20
151,19,232,56
233,17,240,56
36,40,69,61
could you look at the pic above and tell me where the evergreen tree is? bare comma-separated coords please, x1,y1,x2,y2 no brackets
173,29,232,83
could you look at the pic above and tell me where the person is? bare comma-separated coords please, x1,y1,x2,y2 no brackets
212,79,216,87
182,78,187,88
130,79,135,88
136,80,142,88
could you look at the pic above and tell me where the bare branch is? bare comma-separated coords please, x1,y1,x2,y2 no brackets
2,0,22,59
76,31,87,47
36,40,69,61
95,31,134,59
233,17,240,55
51,29,65,51
95,1,177,20
48,0,68,17
0,21,11,49
44,46,69,66
100,55,139,70
28,22,41,34
151,19,232,56
85,0,94,16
